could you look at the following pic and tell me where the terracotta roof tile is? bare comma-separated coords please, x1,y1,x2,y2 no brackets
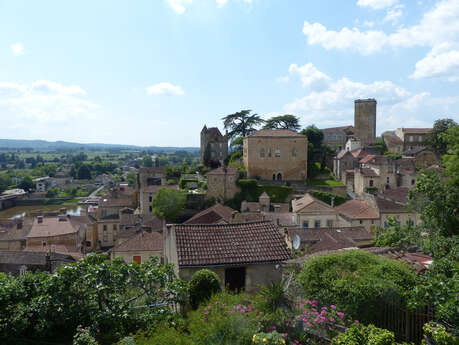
27,217,79,238
335,200,379,219
113,230,163,252
173,221,291,266
184,204,236,224
381,187,410,204
375,197,407,213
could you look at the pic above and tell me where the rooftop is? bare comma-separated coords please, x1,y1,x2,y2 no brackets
335,200,379,220
184,203,236,225
112,229,163,252
172,221,291,267
27,217,79,238
248,129,304,138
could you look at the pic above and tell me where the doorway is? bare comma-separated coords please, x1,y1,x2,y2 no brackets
225,267,246,291
277,173,282,181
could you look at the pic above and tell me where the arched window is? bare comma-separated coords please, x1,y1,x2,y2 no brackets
369,180,374,187
272,174,276,181
277,173,282,181
260,148,265,158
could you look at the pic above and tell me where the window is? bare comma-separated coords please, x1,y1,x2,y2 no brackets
211,151,216,158
219,143,222,148
292,148,297,157
409,135,414,142
149,195,152,202
219,151,222,157
369,180,374,187
411,179,415,185
268,148,272,157
418,136,422,142
386,177,390,183
133,256,141,264
303,221,309,228
314,220,321,228
359,220,363,224
211,143,215,148
260,148,265,158
113,224,117,231
327,220,333,227
103,225,107,231
149,206,152,212
275,149,280,157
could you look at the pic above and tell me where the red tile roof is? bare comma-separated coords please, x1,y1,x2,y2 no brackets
184,204,236,224
360,168,379,177
335,200,379,219
401,128,431,134
382,187,410,204
173,221,291,266
375,197,407,213
249,129,304,138
112,229,163,252
27,217,79,238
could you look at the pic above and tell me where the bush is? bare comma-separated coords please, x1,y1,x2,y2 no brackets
73,325,99,345
422,322,458,345
252,331,286,345
310,190,347,206
332,324,401,345
189,269,222,309
296,250,418,326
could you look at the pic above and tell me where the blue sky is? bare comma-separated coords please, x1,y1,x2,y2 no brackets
1,0,458,147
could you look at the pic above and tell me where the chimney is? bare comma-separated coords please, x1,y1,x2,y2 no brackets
37,216,43,224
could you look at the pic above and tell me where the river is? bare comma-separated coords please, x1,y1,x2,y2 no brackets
0,203,84,219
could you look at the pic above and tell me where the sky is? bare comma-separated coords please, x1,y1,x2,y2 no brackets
1,0,458,147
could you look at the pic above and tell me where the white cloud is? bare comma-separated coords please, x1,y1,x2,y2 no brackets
357,0,398,10
146,82,184,96
0,80,96,125
216,0,228,7
411,43,459,81
288,63,331,90
11,43,24,56
303,0,459,80
166,0,192,14
384,5,403,23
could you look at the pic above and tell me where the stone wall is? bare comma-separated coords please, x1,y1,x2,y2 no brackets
354,99,376,144
243,136,308,181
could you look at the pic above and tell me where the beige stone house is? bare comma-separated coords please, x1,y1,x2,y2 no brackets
243,129,308,181
335,199,380,231
206,167,239,202
0,218,32,251
110,228,163,264
164,221,291,292
395,128,431,152
403,147,439,167
292,193,340,229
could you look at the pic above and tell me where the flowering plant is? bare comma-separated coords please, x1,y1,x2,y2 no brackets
252,331,286,345
73,325,99,345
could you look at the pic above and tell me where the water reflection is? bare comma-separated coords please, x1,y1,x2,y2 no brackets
0,204,83,219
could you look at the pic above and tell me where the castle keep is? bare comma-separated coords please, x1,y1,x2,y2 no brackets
200,125,228,164
354,99,377,145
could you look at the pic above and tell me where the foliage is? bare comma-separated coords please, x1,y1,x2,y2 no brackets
375,137,388,155
422,322,458,345
0,174,11,193
258,279,291,314
151,187,186,221
301,125,324,147
310,190,347,206
133,321,195,345
77,164,92,180
46,186,60,198
374,218,422,249
0,254,187,344
18,175,34,192
222,109,264,140
73,325,99,345
126,173,136,187
252,331,286,345
142,155,154,167
189,269,222,309
332,323,407,345
296,250,418,325
263,115,300,131
307,178,344,187
425,118,458,155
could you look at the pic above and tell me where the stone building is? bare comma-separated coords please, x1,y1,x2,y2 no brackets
402,147,439,167
243,129,308,181
354,99,377,145
164,221,291,292
334,199,380,231
292,193,340,229
322,126,354,152
206,167,240,202
136,167,167,214
200,125,229,164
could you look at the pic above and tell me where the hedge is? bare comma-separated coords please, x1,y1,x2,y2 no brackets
310,190,347,206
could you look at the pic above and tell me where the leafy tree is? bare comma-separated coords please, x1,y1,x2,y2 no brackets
301,125,324,148
425,118,457,155
0,175,11,194
189,269,221,309
296,250,418,325
142,155,154,167
18,176,34,192
263,114,300,131
258,279,291,314
77,164,92,180
222,110,264,140
300,125,330,177
375,137,388,155
151,188,186,221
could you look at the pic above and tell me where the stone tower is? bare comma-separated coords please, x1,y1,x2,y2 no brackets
200,125,229,164
354,99,376,145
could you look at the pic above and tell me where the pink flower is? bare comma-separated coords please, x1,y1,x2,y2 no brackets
337,312,344,319
330,304,336,310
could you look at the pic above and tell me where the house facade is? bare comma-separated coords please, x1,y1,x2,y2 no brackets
136,167,168,214
292,193,340,229
206,167,239,202
243,129,308,181
200,126,229,164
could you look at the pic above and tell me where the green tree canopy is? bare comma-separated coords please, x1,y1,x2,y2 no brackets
300,125,324,148
222,110,264,140
18,176,34,192
425,118,458,155
151,187,186,221
263,114,300,131
77,164,91,180
142,155,154,167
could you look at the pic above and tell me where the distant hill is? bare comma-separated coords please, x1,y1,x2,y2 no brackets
0,139,199,152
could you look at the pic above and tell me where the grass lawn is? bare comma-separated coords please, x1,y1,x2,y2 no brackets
307,178,344,187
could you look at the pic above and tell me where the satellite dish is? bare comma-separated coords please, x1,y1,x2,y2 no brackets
293,234,300,250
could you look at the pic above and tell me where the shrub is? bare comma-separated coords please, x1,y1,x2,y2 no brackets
252,331,286,345
310,190,347,206
257,279,291,314
296,250,418,325
189,269,222,309
73,325,98,345
332,324,398,345
422,322,458,345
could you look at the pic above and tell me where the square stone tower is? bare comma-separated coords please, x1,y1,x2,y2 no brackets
354,99,376,145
